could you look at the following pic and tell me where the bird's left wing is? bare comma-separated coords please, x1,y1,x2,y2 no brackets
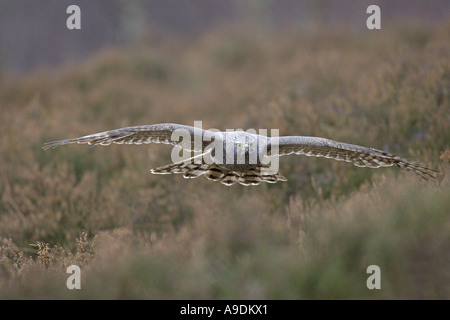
268,136,437,180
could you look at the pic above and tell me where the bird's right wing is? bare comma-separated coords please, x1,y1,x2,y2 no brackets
43,123,218,152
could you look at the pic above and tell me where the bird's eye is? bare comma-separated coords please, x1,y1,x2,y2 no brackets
237,143,241,148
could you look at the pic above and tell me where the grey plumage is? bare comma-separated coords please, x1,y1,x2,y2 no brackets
42,123,213,151
43,123,437,185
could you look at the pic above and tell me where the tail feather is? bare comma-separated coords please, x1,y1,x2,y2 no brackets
150,157,210,179
237,167,287,186
150,156,287,186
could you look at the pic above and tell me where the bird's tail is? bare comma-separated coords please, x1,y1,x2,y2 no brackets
204,166,288,186
151,154,287,186
150,153,211,179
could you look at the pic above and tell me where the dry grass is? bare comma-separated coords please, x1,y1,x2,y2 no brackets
0,22,449,299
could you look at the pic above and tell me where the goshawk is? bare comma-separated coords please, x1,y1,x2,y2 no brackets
43,123,437,186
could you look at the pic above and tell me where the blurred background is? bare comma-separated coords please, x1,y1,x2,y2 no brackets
0,0,449,299
1,0,449,74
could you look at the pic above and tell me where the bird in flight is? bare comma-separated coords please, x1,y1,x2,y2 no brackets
43,123,437,186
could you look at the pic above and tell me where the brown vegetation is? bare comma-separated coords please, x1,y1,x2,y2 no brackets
0,22,449,299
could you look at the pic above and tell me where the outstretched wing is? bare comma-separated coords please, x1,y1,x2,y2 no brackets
43,123,218,152
269,136,437,180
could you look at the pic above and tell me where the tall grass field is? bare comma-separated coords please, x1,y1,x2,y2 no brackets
0,23,449,299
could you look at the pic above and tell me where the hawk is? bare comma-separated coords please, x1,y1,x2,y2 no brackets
43,123,437,186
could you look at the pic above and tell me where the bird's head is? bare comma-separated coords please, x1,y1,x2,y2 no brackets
233,133,258,164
